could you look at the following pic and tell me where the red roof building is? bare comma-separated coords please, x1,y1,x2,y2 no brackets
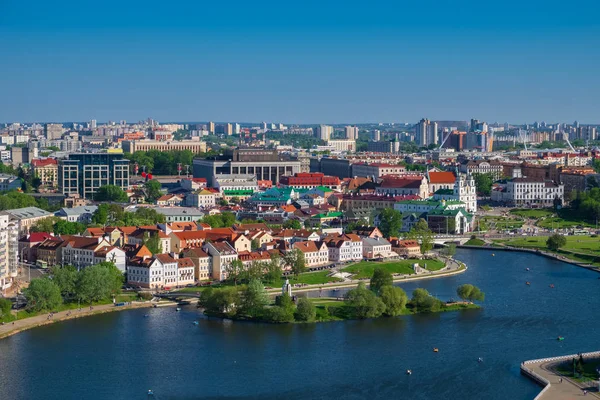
279,173,341,190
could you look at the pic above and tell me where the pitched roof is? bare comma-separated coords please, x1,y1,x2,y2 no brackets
155,254,177,264
31,158,58,167
20,232,53,243
184,248,210,258
428,171,456,184
177,257,195,269
380,177,423,189
293,241,320,253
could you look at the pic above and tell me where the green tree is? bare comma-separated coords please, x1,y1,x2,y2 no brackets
379,286,408,316
269,293,295,322
24,278,63,312
442,243,457,257
251,239,260,250
344,282,385,319
294,297,316,322
407,219,434,254
284,249,306,277
225,259,245,286
50,265,79,297
410,288,441,313
76,262,123,303
29,217,57,233
54,219,86,235
369,267,393,294
95,185,128,202
283,219,302,229
144,180,163,202
473,173,494,196
198,286,240,317
240,278,269,318
0,298,12,319
378,208,403,238
143,232,162,255
456,284,485,302
546,234,567,251
264,254,282,283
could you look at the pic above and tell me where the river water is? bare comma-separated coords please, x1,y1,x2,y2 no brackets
1,249,599,400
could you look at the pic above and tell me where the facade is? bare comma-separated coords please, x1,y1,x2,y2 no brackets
460,160,504,180
325,139,355,152
367,141,400,154
0,207,53,234
31,158,59,188
0,174,22,192
491,177,564,207
183,248,212,281
293,241,329,268
193,148,301,185
279,173,341,190
345,126,359,140
58,153,129,199
122,139,207,154
376,176,429,198
392,239,422,258
427,171,456,194
427,208,473,235
0,215,19,294
185,189,216,208
156,194,184,207
362,237,393,259
154,207,204,223
59,236,113,270
324,234,362,263
351,163,406,178
55,205,98,223
415,118,438,147
203,241,238,281
315,125,333,141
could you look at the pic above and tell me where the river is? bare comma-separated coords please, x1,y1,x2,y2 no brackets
1,249,599,400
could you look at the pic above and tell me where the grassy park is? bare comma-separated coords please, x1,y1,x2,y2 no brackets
556,358,600,383
342,259,445,279
510,208,555,218
494,235,600,266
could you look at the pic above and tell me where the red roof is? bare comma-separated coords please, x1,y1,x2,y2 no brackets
428,171,456,184
380,176,423,189
20,232,53,243
31,158,57,167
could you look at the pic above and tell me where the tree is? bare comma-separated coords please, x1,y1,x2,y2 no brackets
241,261,264,284
410,288,442,312
144,180,163,202
76,262,123,303
95,185,128,202
546,234,567,251
269,293,295,323
442,243,457,257
143,232,162,255
344,282,385,319
379,286,408,316
51,265,79,297
225,259,245,286
407,219,434,254
54,219,86,235
264,254,282,283
284,249,306,277
240,278,269,318
24,278,63,312
251,239,260,250
473,173,494,197
198,286,240,317
294,297,316,322
370,267,393,294
378,208,403,238
0,298,12,319
283,219,302,229
29,217,57,233
456,284,485,302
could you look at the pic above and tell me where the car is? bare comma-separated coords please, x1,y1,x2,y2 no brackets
185,284,194,287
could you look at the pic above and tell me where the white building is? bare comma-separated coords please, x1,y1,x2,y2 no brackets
362,237,393,259
0,215,18,294
315,125,333,141
491,177,564,207
202,241,238,281
324,234,363,263
292,241,329,268
55,206,98,223
325,139,355,152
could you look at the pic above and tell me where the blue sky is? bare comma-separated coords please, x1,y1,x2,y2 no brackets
1,0,599,124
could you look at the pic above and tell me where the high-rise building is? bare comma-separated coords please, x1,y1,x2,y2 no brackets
44,123,64,140
0,215,18,295
90,119,97,129
225,123,233,136
11,147,37,167
345,126,359,140
233,123,241,134
315,125,333,141
261,122,268,131
371,130,381,141
208,121,215,134
58,153,130,199
415,119,438,147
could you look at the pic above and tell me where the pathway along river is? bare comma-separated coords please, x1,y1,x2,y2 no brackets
1,249,599,400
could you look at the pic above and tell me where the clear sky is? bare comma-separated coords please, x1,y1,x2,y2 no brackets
1,0,599,124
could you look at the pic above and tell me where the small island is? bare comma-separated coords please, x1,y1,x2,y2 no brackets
198,267,484,323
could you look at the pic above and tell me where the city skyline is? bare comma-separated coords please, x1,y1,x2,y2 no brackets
1,0,600,123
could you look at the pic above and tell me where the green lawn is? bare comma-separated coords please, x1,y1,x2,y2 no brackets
510,208,555,218
477,216,524,231
494,235,600,266
556,358,600,383
464,238,486,246
342,259,444,279
537,208,596,229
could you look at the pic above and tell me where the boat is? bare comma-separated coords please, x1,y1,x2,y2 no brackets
477,357,483,363
526,282,531,286
406,370,412,375
526,268,530,271
193,321,199,326
433,348,439,353
557,336,565,341
176,307,181,312
550,284,555,288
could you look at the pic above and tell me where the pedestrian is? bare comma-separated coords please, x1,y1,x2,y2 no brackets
559,378,562,383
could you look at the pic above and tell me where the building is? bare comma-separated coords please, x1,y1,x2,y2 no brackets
376,176,429,198
193,148,301,185
459,160,504,180
345,126,359,140
351,163,406,178
367,141,400,154
34,237,63,267
59,235,117,270
318,158,353,178
213,174,258,195
491,177,564,207
183,248,212,281
279,173,341,190
122,139,207,154
293,241,329,268
325,139,355,152
18,232,54,263
54,205,98,223
391,239,421,258
44,123,64,140
415,118,438,147
427,171,456,193
31,158,58,189
362,237,393,259
58,153,129,199
0,174,22,192
156,194,184,207
427,208,473,235
0,215,18,293
11,146,37,167
151,207,204,223
0,207,53,234
202,241,238,280
323,234,363,263
185,189,216,208
315,125,333,141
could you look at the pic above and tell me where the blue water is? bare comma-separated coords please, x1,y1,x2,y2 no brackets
0,249,598,400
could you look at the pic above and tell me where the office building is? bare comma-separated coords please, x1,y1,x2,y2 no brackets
326,139,355,152
58,153,129,199
367,140,400,154
345,126,359,140
122,139,207,154
315,125,333,141
415,118,438,147
193,147,301,184
31,158,58,189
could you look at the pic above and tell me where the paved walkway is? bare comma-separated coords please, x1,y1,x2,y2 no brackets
523,358,600,399
0,301,156,340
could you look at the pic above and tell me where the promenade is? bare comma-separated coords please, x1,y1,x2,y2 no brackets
0,301,160,340
522,352,600,399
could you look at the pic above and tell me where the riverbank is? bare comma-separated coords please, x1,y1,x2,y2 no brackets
521,350,600,399
0,300,175,340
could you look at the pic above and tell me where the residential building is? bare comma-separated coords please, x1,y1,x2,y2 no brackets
59,235,115,270
93,246,127,271
153,207,204,223
0,174,22,192
185,189,216,208
18,232,54,263
54,205,98,223
351,163,406,178
34,237,63,267
376,176,429,198
362,237,393,259
177,257,196,286
0,207,53,234
58,153,129,199
367,141,400,154
156,194,184,207
341,194,421,212
345,126,359,140
31,158,59,189
315,125,333,141
11,146,37,167
127,256,161,289
415,118,438,147
202,241,238,281
391,239,422,258
183,248,212,281
324,234,363,263
0,215,18,293
293,241,329,268
44,123,64,140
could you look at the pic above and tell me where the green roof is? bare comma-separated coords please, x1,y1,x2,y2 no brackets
313,211,343,219
434,188,454,195
427,207,472,218
223,189,254,196
315,186,333,192
395,200,442,206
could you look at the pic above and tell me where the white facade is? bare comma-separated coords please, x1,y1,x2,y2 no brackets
0,215,18,293
453,172,477,213
362,237,393,259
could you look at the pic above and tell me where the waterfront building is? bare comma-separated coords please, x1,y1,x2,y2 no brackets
293,241,329,268
58,153,129,199
31,158,58,189
426,208,473,235
202,241,238,281
183,247,211,281
362,237,393,259
0,215,19,294
390,239,422,258
58,235,125,271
